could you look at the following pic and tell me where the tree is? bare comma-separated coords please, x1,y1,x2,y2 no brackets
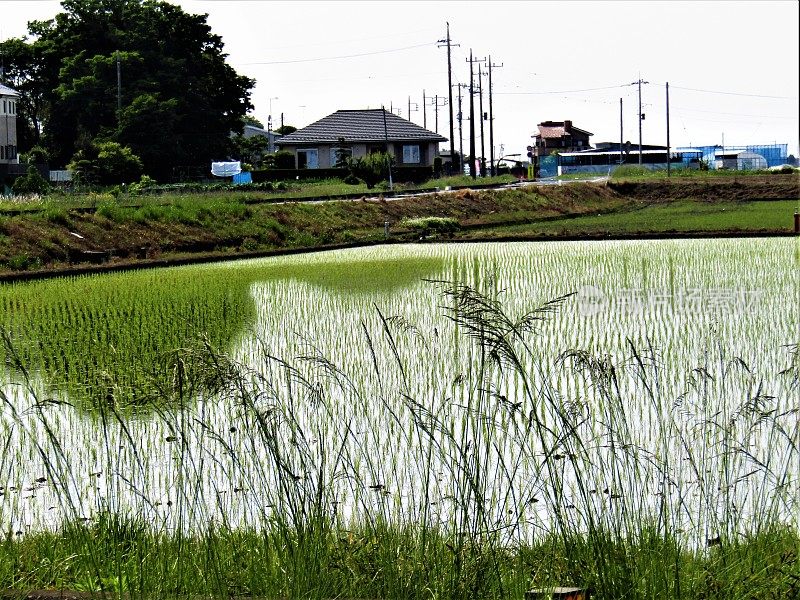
347,152,393,189
243,114,265,129
275,125,297,136
0,0,253,180
230,133,269,169
68,140,143,185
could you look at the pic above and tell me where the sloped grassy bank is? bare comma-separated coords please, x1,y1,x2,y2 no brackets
2,176,797,278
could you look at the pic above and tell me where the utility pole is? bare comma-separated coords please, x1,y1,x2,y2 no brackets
619,97,623,167
467,51,486,179
408,96,419,123
485,56,502,176
438,22,459,174
457,84,466,175
381,106,393,190
422,89,427,129
630,77,648,164
429,94,447,134
666,81,671,178
478,63,486,176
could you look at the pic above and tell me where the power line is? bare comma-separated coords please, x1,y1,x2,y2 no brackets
672,106,796,119
666,84,794,100
494,84,628,95
239,42,436,65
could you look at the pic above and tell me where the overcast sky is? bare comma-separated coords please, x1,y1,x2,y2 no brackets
3,1,799,160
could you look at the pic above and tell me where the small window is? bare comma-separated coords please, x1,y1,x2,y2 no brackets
402,144,420,164
2,100,5,113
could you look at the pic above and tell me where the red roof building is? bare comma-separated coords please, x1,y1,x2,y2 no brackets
533,120,593,157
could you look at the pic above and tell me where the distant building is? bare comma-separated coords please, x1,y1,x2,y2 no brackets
242,124,282,153
714,150,768,171
678,144,789,168
532,120,593,157
1,83,20,165
557,143,702,175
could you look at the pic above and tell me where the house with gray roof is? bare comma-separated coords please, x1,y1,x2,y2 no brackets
277,109,447,169
1,83,20,166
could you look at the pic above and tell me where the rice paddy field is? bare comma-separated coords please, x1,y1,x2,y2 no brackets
0,238,798,599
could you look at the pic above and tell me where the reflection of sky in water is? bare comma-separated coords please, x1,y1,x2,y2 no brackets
1,239,797,547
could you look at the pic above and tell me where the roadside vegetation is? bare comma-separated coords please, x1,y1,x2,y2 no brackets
611,164,799,181
0,174,797,277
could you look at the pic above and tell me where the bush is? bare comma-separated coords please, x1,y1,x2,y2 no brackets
128,175,157,195
273,151,295,169
68,141,144,185
347,152,394,189
400,216,460,238
12,165,50,196
21,145,50,165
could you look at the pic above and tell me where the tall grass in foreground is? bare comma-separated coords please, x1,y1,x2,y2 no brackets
0,281,798,599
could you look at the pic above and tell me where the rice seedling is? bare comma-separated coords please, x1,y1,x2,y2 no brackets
0,238,796,598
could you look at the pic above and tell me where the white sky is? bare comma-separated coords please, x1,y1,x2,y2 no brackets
3,0,799,160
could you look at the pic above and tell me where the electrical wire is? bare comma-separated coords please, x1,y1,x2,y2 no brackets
239,42,436,65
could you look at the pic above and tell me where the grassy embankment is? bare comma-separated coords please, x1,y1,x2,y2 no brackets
0,173,797,277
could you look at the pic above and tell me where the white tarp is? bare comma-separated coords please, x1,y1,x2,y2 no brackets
211,161,242,177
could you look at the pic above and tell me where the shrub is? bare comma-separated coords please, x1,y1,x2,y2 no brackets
21,145,50,165
12,165,50,196
400,216,460,237
347,152,394,189
68,141,144,185
273,151,295,169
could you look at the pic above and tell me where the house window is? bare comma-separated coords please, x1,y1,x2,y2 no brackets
297,148,319,169
402,144,421,164
330,147,352,167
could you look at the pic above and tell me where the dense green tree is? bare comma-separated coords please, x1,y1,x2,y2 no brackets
243,114,265,129
68,140,143,184
275,125,297,136
0,0,253,181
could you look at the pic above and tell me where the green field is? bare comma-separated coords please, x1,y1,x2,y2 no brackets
471,199,798,237
1,240,798,598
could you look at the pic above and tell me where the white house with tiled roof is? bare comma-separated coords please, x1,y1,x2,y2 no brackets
0,83,20,164
278,109,447,169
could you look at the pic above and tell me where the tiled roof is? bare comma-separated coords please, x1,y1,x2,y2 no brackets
537,122,593,139
278,109,447,145
538,125,569,139
0,83,20,97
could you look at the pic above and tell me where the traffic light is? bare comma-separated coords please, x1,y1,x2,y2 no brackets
640,113,646,120
526,145,533,159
